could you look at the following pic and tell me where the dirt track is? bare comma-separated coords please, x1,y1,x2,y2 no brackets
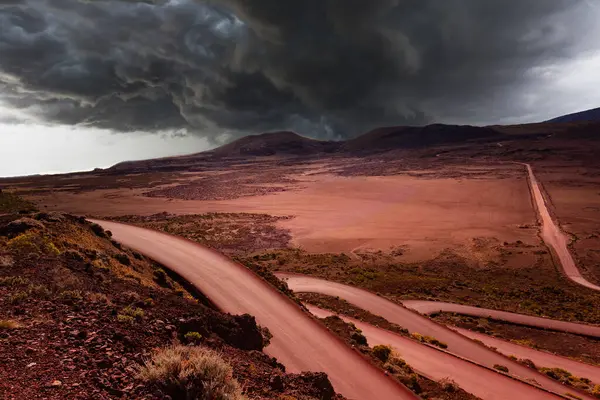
524,164,600,291
307,305,562,400
452,327,600,383
93,217,599,399
280,273,594,399
402,300,600,337
91,219,417,400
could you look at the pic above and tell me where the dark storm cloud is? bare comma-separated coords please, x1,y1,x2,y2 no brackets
0,0,596,139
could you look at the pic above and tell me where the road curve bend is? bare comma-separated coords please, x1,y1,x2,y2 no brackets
307,305,563,400
91,220,417,400
523,164,600,291
451,327,600,383
402,300,600,338
279,273,595,399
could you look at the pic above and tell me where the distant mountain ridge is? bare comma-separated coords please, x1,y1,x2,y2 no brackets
209,131,340,157
342,124,503,153
108,119,600,172
546,107,600,123
210,124,505,157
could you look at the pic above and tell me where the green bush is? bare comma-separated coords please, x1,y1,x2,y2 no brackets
117,314,134,324
59,290,83,302
122,306,144,320
184,331,203,343
372,345,392,362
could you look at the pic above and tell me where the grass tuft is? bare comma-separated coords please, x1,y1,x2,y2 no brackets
137,345,246,400
0,319,21,329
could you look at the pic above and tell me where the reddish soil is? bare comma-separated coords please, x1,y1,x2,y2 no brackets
316,314,478,400
308,305,567,400
7,162,540,265
535,165,600,286
433,313,600,365
280,273,593,398
0,210,342,400
110,212,292,256
93,219,418,400
434,313,600,367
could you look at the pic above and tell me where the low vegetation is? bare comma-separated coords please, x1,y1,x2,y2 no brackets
244,247,600,325
0,196,341,399
137,345,246,400
110,212,292,256
0,191,37,213
184,331,203,343
433,312,600,365
536,367,599,397
493,364,509,373
317,314,478,399
410,333,448,349
372,345,392,362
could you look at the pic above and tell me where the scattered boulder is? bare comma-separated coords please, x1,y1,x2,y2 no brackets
178,312,266,351
285,372,336,400
269,375,284,391
34,212,66,223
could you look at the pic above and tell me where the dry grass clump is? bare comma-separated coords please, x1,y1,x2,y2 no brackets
0,319,21,329
372,344,392,362
137,345,245,400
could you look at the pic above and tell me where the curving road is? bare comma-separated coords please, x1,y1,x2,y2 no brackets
308,305,564,400
452,327,600,383
523,164,600,291
94,217,599,399
91,220,417,400
280,273,595,399
402,300,600,338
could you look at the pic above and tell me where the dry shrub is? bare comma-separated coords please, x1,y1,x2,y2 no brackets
439,378,459,392
0,319,21,329
137,345,245,400
372,344,392,362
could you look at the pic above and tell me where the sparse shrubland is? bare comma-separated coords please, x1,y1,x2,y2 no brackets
0,194,342,399
137,345,246,400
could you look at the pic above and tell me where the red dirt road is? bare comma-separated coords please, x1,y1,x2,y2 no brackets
452,327,600,383
91,220,416,400
280,273,594,399
524,164,600,291
307,305,563,400
402,300,600,338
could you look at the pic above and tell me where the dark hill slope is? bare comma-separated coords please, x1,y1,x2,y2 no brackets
210,131,340,157
342,124,504,153
547,107,600,123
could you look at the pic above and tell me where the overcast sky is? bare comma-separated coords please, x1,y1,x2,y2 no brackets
1,0,600,177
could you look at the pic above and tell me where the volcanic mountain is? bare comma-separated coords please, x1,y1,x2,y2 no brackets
209,131,340,157
546,107,600,123
341,124,504,153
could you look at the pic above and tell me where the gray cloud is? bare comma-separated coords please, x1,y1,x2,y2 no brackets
0,0,598,141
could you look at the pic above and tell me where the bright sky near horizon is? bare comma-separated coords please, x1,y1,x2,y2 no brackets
1,0,600,177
